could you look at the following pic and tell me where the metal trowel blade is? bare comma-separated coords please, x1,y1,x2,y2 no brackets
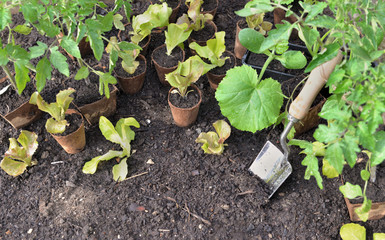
249,141,292,198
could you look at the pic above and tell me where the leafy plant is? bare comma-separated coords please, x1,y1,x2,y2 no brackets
130,3,172,45
29,88,75,134
245,13,272,35
176,0,213,31
165,23,192,55
82,116,140,182
0,130,38,177
340,223,385,240
165,55,214,97
0,0,129,96
189,31,229,68
196,120,231,154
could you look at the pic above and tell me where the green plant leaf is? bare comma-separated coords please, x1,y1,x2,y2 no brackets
300,1,327,20
99,116,122,145
260,22,292,52
302,154,323,189
50,46,69,77
360,170,370,181
340,223,366,240
297,25,319,54
0,156,29,177
13,25,32,35
35,57,52,92
196,132,224,155
29,41,48,59
276,51,307,69
88,31,104,61
45,118,67,134
322,159,339,178
56,88,75,112
213,120,231,144
60,36,81,59
75,66,89,80
341,134,360,168
305,42,340,73
83,150,125,174
339,182,363,199
165,23,192,55
374,233,385,240
371,131,385,166
115,117,140,153
113,14,125,30
14,60,30,94
0,6,11,30
355,197,372,222
99,72,117,98
239,28,264,53
112,157,128,182
0,48,8,66
216,65,283,133
325,141,344,174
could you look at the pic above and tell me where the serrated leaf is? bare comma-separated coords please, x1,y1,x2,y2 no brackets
302,154,323,189
75,66,89,80
88,31,104,61
29,41,48,59
325,141,344,174
60,36,81,59
322,159,339,178
50,47,69,77
339,182,363,199
83,150,125,174
113,14,125,30
341,134,360,168
112,157,128,182
305,42,340,73
13,25,32,35
0,7,12,31
35,57,52,92
215,65,283,133
314,123,343,143
340,223,366,240
260,22,292,52
0,48,9,65
371,131,385,166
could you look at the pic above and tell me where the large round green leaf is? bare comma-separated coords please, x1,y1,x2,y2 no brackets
215,65,283,133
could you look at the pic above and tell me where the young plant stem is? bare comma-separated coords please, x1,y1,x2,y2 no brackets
1,65,18,94
258,53,275,82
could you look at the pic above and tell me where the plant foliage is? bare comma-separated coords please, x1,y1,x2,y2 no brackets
196,120,231,154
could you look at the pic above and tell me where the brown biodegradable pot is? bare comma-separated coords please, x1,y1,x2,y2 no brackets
207,51,237,90
169,0,182,23
76,85,119,125
1,101,42,129
152,44,185,86
201,0,219,18
115,54,147,94
168,84,202,127
344,197,385,222
51,109,86,154
188,21,217,55
234,20,247,59
293,96,326,137
118,24,151,56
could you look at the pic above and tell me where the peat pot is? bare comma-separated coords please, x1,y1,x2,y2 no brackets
50,109,86,154
115,55,147,94
76,85,119,125
1,101,42,129
188,21,217,55
152,44,185,86
168,84,202,127
207,51,236,90
234,19,247,59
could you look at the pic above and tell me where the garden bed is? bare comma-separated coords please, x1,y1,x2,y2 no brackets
0,0,384,239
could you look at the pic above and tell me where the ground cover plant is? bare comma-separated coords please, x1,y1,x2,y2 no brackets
0,0,384,239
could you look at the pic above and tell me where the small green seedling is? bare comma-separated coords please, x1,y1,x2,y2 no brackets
189,31,229,68
0,130,38,177
30,88,75,134
177,0,213,31
196,120,231,155
246,13,272,35
340,223,385,240
165,55,214,97
165,23,192,55
82,116,140,182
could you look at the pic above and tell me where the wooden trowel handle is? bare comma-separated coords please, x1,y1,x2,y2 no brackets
289,51,343,120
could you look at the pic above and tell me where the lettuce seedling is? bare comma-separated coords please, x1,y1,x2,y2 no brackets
246,13,272,35
131,3,172,45
165,55,214,97
177,0,213,31
196,120,231,155
82,116,140,182
189,31,229,68
340,223,385,240
29,88,75,134
0,130,38,177
165,23,193,55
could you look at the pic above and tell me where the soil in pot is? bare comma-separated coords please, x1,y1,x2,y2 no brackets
201,0,218,17
118,24,151,55
189,21,217,43
55,112,83,137
152,45,184,68
207,51,237,89
234,19,248,59
168,87,200,109
152,0,181,23
131,0,152,16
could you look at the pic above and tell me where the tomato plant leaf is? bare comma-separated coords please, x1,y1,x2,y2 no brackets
325,141,344,174
322,159,339,178
35,57,52,92
339,182,363,199
50,46,69,77
371,131,385,166
374,233,385,240
60,36,81,59
99,116,122,145
0,6,11,31
14,60,30,95
13,25,32,35
29,41,48,59
75,66,89,80
88,31,104,61
305,42,340,73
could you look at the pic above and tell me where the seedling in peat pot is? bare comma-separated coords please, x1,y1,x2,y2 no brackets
29,88,76,134
83,116,140,182
0,130,38,177
196,120,231,155
177,0,213,31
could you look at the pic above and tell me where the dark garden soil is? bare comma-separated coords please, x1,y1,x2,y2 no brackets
169,86,200,109
189,22,217,43
1,1,384,240
208,51,236,75
152,45,184,68
152,0,181,9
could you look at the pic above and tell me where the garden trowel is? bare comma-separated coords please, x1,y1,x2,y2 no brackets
249,52,343,198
